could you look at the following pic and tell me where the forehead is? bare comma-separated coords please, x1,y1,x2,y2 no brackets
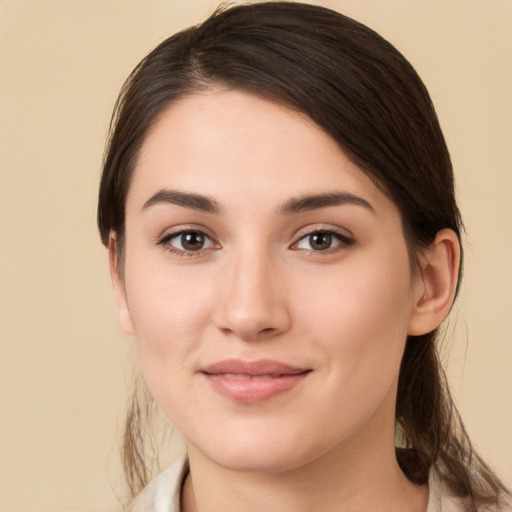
128,89,392,216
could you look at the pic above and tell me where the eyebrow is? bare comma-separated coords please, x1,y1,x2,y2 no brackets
278,192,376,215
143,189,221,213
142,188,375,216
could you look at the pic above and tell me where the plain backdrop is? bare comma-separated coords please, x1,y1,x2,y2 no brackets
1,1,511,511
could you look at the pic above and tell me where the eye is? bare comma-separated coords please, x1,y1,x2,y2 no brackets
294,230,353,252
159,229,217,254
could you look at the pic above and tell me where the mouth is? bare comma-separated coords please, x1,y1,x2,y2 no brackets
201,359,312,404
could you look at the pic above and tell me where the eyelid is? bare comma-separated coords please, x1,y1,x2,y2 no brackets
290,226,355,252
156,223,217,240
156,225,221,256
292,224,354,242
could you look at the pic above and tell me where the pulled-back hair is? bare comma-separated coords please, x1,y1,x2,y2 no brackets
97,2,510,509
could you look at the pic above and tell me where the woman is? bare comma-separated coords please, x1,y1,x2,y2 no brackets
97,2,511,511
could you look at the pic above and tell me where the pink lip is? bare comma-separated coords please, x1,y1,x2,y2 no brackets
201,359,311,404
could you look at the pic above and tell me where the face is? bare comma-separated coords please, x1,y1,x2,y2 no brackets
113,89,426,473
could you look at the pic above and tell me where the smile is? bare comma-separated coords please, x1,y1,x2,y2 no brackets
201,359,312,404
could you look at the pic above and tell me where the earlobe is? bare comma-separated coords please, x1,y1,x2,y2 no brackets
407,229,460,336
108,235,135,337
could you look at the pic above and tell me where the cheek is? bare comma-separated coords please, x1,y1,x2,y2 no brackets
123,256,217,388
124,269,217,428
126,254,212,334
295,251,414,390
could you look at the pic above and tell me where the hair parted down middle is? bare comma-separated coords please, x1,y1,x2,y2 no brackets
97,2,511,509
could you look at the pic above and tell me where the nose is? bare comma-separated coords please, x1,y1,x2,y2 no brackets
213,249,291,341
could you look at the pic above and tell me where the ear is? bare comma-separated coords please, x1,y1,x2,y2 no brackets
408,229,460,336
108,235,134,337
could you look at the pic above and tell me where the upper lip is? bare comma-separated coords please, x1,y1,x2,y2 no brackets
201,359,310,376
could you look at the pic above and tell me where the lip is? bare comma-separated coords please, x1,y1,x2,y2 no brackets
201,359,311,404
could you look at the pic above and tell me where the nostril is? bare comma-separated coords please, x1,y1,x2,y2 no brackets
253,327,280,340
214,280,292,340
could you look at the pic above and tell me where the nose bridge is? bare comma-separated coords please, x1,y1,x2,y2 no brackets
215,241,290,340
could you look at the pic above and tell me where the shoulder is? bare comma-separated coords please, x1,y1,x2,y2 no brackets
127,455,189,512
427,468,512,512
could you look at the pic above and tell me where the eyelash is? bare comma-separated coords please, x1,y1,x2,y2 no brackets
157,228,354,257
157,229,218,257
292,229,354,254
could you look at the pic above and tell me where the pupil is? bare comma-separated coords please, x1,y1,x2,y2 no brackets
311,233,331,250
182,232,204,250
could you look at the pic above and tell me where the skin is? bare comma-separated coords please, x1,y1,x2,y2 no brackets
110,89,460,512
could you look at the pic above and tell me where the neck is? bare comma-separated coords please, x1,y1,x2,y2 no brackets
181,406,428,512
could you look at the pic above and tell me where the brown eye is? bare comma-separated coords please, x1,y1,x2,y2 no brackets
181,231,206,251
308,232,333,251
162,230,216,253
294,230,353,252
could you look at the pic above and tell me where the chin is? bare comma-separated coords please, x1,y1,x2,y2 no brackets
187,422,327,475
209,447,311,474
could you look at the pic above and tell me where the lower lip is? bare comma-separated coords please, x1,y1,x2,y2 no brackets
203,372,311,404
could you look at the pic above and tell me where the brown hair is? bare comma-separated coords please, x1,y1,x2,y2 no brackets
98,2,510,509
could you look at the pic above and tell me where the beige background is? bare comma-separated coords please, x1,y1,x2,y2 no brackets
1,1,511,511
